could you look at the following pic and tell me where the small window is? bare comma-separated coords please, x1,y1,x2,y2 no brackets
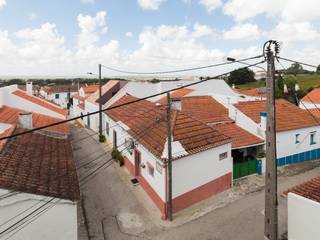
147,162,154,177
106,122,109,136
55,93,59,99
310,132,316,145
219,152,228,160
295,134,300,144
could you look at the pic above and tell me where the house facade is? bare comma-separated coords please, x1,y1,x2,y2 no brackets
104,95,233,219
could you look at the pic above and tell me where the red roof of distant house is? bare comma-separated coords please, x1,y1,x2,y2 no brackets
78,103,85,110
13,90,67,116
0,106,69,135
211,123,264,149
87,80,121,105
234,88,266,98
287,176,320,203
301,88,320,103
181,96,232,124
73,93,88,101
42,84,79,94
158,88,194,104
107,95,231,160
0,129,80,201
234,99,318,132
0,125,16,151
306,108,320,120
82,85,99,94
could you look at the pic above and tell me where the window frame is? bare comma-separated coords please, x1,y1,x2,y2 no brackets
310,131,316,145
295,133,300,144
219,152,228,161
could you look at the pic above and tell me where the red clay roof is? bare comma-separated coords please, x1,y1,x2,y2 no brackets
158,88,194,104
211,123,264,148
73,93,88,101
306,108,320,120
87,80,121,105
0,125,16,151
234,88,266,98
301,88,320,103
107,95,231,160
0,106,69,135
0,129,80,201
234,99,318,132
13,90,67,116
287,176,320,203
181,96,232,124
42,84,79,94
82,85,99,94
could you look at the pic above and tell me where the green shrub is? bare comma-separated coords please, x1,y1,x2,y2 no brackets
118,155,124,167
99,134,106,143
111,148,124,166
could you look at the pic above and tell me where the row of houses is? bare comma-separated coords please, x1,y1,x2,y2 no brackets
71,77,320,219
0,84,79,240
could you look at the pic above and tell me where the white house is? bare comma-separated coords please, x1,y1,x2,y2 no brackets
104,95,233,219
0,105,79,240
0,84,67,119
231,99,320,166
40,84,79,109
287,176,320,240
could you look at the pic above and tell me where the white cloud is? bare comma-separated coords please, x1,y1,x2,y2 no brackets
137,0,165,10
0,0,6,10
223,0,320,22
125,32,133,37
80,0,95,4
199,0,222,12
270,22,320,42
223,23,260,40
77,11,107,48
192,23,215,38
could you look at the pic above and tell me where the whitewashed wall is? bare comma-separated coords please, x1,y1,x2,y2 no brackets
84,101,99,132
0,85,65,119
276,126,320,158
104,114,166,201
0,189,77,240
172,143,232,198
299,101,320,109
41,91,77,109
288,192,320,240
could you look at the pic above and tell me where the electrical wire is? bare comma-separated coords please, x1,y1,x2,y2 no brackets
277,56,318,69
0,59,266,142
101,55,263,75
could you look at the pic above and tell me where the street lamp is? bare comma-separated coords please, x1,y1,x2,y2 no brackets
87,65,105,142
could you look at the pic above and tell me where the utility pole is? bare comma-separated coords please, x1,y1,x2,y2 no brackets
166,93,173,221
98,63,104,142
264,40,279,240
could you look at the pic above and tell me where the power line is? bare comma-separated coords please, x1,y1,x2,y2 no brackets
0,59,266,142
277,56,318,69
101,55,263,75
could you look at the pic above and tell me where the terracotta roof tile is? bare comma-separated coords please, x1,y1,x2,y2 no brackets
234,99,318,132
82,85,99,94
42,84,78,94
0,106,69,134
306,108,320,120
286,176,320,203
0,125,16,151
158,88,194,104
181,96,232,124
73,93,88,101
13,90,67,116
211,123,264,148
302,88,320,103
234,88,266,98
87,80,121,105
107,95,231,160
0,129,80,201
78,103,85,110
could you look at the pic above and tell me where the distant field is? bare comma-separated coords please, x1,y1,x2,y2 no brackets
236,74,320,91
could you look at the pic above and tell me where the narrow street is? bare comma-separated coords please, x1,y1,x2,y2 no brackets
71,126,320,240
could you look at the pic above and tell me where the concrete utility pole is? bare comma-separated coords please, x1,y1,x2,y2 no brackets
264,40,279,240
99,64,103,141
166,93,173,221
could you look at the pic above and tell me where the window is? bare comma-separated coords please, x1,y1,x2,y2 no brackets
310,132,316,145
55,93,59,99
219,152,228,160
147,162,154,177
295,134,300,144
106,122,109,136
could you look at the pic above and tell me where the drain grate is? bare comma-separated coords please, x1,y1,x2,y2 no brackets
130,178,139,186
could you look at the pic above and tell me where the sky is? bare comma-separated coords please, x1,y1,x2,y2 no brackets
0,0,319,77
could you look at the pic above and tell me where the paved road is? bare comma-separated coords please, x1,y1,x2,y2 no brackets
71,126,319,240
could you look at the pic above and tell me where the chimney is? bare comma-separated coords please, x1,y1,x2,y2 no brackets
260,112,267,131
26,81,33,95
19,112,33,129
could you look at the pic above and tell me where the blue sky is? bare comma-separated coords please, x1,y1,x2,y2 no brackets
0,0,319,76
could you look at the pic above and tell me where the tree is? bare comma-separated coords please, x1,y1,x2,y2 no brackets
227,67,255,85
317,64,320,73
287,63,303,76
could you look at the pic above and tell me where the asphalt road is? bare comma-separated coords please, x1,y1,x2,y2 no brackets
71,126,319,240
